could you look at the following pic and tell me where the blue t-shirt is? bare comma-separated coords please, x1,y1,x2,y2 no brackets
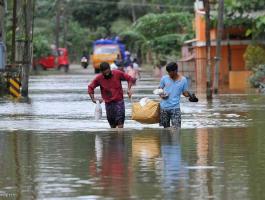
159,75,188,109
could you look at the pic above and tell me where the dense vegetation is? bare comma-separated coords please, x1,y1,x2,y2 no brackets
32,0,195,62
4,0,265,65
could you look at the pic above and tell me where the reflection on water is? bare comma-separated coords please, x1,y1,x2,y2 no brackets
1,127,265,199
0,72,265,199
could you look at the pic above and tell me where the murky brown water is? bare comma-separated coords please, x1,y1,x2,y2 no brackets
0,67,265,199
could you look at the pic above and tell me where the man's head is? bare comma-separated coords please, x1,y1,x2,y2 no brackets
166,62,178,78
100,62,112,79
114,60,123,67
114,60,125,72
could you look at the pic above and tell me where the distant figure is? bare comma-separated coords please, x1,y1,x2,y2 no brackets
126,58,141,84
82,51,89,61
124,51,132,68
154,60,166,78
153,64,163,78
81,50,89,69
111,59,125,72
115,54,123,63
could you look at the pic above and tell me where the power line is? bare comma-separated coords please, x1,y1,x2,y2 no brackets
77,0,193,10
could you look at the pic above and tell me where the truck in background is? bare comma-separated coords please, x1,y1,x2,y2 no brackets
91,38,125,73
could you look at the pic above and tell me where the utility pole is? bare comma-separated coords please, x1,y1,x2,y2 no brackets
130,0,136,22
21,0,34,98
213,0,224,94
62,7,66,48
0,0,5,73
0,0,4,41
227,34,232,71
62,1,67,48
11,0,17,64
204,0,212,100
55,0,61,50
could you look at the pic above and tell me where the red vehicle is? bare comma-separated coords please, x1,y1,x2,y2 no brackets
34,48,69,72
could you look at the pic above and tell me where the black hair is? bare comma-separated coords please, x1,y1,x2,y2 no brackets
99,62,110,71
166,62,178,72
114,60,123,67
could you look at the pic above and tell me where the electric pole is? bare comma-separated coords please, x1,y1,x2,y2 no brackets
0,0,4,41
0,0,5,72
55,0,61,50
11,0,17,64
213,0,224,94
204,0,212,100
21,0,34,98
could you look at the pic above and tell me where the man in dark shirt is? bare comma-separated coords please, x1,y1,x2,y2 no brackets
88,62,134,128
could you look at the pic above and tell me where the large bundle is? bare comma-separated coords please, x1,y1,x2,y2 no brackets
131,98,160,124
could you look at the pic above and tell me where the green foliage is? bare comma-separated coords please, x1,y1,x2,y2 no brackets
252,16,265,39
133,13,193,39
244,45,265,71
120,12,194,62
65,20,89,58
5,0,196,64
110,18,132,35
70,0,122,31
86,26,108,46
225,0,265,14
151,34,187,55
119,30,147,53
33,34,51,59
244,45,265,90
249,64,265,89
223,0,265,38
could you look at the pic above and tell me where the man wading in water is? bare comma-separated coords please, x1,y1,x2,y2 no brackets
88,62,135,128
159,62,198,128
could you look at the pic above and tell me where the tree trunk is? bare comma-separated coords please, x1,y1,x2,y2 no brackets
213,0,224,94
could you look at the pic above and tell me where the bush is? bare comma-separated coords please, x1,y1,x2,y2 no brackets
33,34,51,59
244,45,265,70
249,64,265,89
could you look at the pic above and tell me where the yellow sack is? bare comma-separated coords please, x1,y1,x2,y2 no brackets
132,99,160,124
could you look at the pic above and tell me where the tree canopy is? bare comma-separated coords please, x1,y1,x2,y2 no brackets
4,0,265,63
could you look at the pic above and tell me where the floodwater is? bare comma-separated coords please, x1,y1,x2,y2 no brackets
0,66,265,200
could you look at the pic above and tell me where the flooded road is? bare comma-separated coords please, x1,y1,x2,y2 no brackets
0,66,265,199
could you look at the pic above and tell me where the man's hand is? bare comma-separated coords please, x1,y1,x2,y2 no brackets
91,98,103,104
159,93,169,99
127,89,132,99
189,93,199,102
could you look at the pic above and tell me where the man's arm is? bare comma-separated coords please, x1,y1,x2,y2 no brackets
88,78,100,103
120,71,134,98
182,77,198,102
127,80,133,98
158,77,169,99
183,91,199,102
183,91,190,97
88,93,96,103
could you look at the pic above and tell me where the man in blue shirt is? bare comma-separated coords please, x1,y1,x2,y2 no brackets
159,62,198,128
